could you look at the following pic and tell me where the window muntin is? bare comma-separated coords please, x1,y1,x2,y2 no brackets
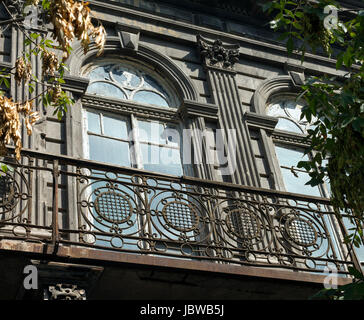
274,144,321,197
137,120,183,176
84,61,175,108
86,111,132,167
267,99,315,134
85,109,184,176
266,99,326,197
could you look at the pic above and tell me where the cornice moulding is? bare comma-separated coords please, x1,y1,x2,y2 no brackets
88,0,352,75
180,100,219,120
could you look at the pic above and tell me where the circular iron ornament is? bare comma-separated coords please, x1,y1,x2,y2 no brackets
285,217,318,247
225,209,260,240
94,191,133,224
162,201,199,232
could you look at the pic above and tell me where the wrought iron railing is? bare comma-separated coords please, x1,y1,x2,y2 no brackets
0,148,360,276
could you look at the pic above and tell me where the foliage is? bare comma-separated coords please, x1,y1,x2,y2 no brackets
0,0,106,160
261,0,364,299
310,267,364,300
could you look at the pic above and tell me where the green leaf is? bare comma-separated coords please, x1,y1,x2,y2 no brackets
342,282,364,300
30,33,40,40
3,78,10,89
352,118,364,133
286,37,294,55
28,85,34,94
0,164,8,173
336,54,344,70
292,22,303,30
297,161,312,171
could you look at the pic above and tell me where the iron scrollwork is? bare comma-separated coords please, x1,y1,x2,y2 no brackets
0,150,355,276
75,163,354,274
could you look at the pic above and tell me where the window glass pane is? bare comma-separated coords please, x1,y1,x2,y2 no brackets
133,91,169,108
284,100,302,121
274,145,309,168
275,145,321,196
267,102,286,117
267,100,314,134
140,144,183,176
85,62,177,108
144,74,167,94
87,82,126,100
137,120,165,144
280,168,321,197
276,118,303,133
87,111,101,134
163,124,181,147
88,65,111,81
103,115,129,140
112,66,141,88
89,135,131,167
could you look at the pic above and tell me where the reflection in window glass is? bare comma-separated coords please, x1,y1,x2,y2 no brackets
140,144,183,176
137,120,183,177
276,118,303,134
86,111,131,167
89,135,131,167
87,82,126,100
103,115,129,140
137,120,165,144
89,65,111,81
86,111,183,177
274,145,321,197
87,112,101,134
267,99,314,134
133,91,169,108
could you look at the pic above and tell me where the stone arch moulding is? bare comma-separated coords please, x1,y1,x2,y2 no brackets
252,75,300,115
66,37,198,102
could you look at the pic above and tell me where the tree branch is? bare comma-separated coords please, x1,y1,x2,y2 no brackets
0,17,24,26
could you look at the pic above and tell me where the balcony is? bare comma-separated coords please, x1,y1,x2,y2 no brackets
0,147,359,278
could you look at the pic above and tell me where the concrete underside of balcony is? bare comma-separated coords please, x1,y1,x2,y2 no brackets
0,239,352,300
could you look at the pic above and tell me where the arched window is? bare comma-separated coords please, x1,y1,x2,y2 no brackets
82,59,183,174
80,58,198,253
83,60,178,108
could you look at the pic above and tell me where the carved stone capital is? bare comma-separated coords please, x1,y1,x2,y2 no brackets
45,284,86,300
197,35,240,70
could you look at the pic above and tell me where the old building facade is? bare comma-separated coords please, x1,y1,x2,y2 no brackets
0,0,363,300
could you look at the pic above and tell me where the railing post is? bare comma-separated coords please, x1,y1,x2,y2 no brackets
52,159,60,252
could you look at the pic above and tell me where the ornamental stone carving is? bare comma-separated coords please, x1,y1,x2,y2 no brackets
197,35,240,70
46,284,86,300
